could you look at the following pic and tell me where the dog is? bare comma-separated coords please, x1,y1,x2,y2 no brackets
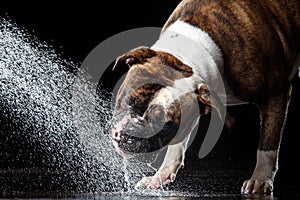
111,0,300,194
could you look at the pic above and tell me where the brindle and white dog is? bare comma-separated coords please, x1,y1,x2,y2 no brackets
111,0,300,194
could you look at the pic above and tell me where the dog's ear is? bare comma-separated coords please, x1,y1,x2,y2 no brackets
198,84,236,131
113,46,157,71
197,84,225,119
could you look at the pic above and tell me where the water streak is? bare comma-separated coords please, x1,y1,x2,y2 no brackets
0,18,151,194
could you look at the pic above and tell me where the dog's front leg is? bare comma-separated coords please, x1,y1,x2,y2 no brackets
241,84,292,194
135,136,189,189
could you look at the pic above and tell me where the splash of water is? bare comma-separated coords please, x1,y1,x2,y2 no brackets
0,17,152,194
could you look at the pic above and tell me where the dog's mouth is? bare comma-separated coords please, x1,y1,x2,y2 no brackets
117,121,179,154
112,103,181,155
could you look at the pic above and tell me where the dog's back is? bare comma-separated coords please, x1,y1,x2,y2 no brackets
163,0,300,101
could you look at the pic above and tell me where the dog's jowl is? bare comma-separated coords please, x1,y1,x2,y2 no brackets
111,0,300,194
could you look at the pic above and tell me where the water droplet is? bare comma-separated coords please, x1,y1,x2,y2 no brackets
0,18,151,194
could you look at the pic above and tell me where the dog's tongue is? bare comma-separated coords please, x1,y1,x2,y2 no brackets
119,121,179,153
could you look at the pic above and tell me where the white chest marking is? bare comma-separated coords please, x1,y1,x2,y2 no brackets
151,20,244,106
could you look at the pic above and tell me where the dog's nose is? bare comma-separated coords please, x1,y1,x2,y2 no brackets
112,126,122,141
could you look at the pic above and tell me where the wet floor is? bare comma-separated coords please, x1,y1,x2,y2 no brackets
1,158,299,199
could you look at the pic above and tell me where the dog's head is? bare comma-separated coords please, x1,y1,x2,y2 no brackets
111,46,221,157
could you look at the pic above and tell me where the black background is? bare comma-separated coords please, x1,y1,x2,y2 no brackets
0,0,180,64
0,0,299,197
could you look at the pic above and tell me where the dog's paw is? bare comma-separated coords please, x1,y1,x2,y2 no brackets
135,172,176,189
241,179,273,194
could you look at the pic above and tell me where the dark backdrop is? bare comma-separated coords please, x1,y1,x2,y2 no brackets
0,0,299,194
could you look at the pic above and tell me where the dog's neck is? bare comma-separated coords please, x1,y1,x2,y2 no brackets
151,20,226,102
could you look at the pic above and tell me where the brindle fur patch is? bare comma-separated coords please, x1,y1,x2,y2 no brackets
114,46,193,78
128,84,164,117
113,46,157,70
115,48,194,117
114,50,193,112
163,0,300,103
158,0,299,154
155,51,194,78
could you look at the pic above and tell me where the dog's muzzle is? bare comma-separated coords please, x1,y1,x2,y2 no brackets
112,102,181,155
